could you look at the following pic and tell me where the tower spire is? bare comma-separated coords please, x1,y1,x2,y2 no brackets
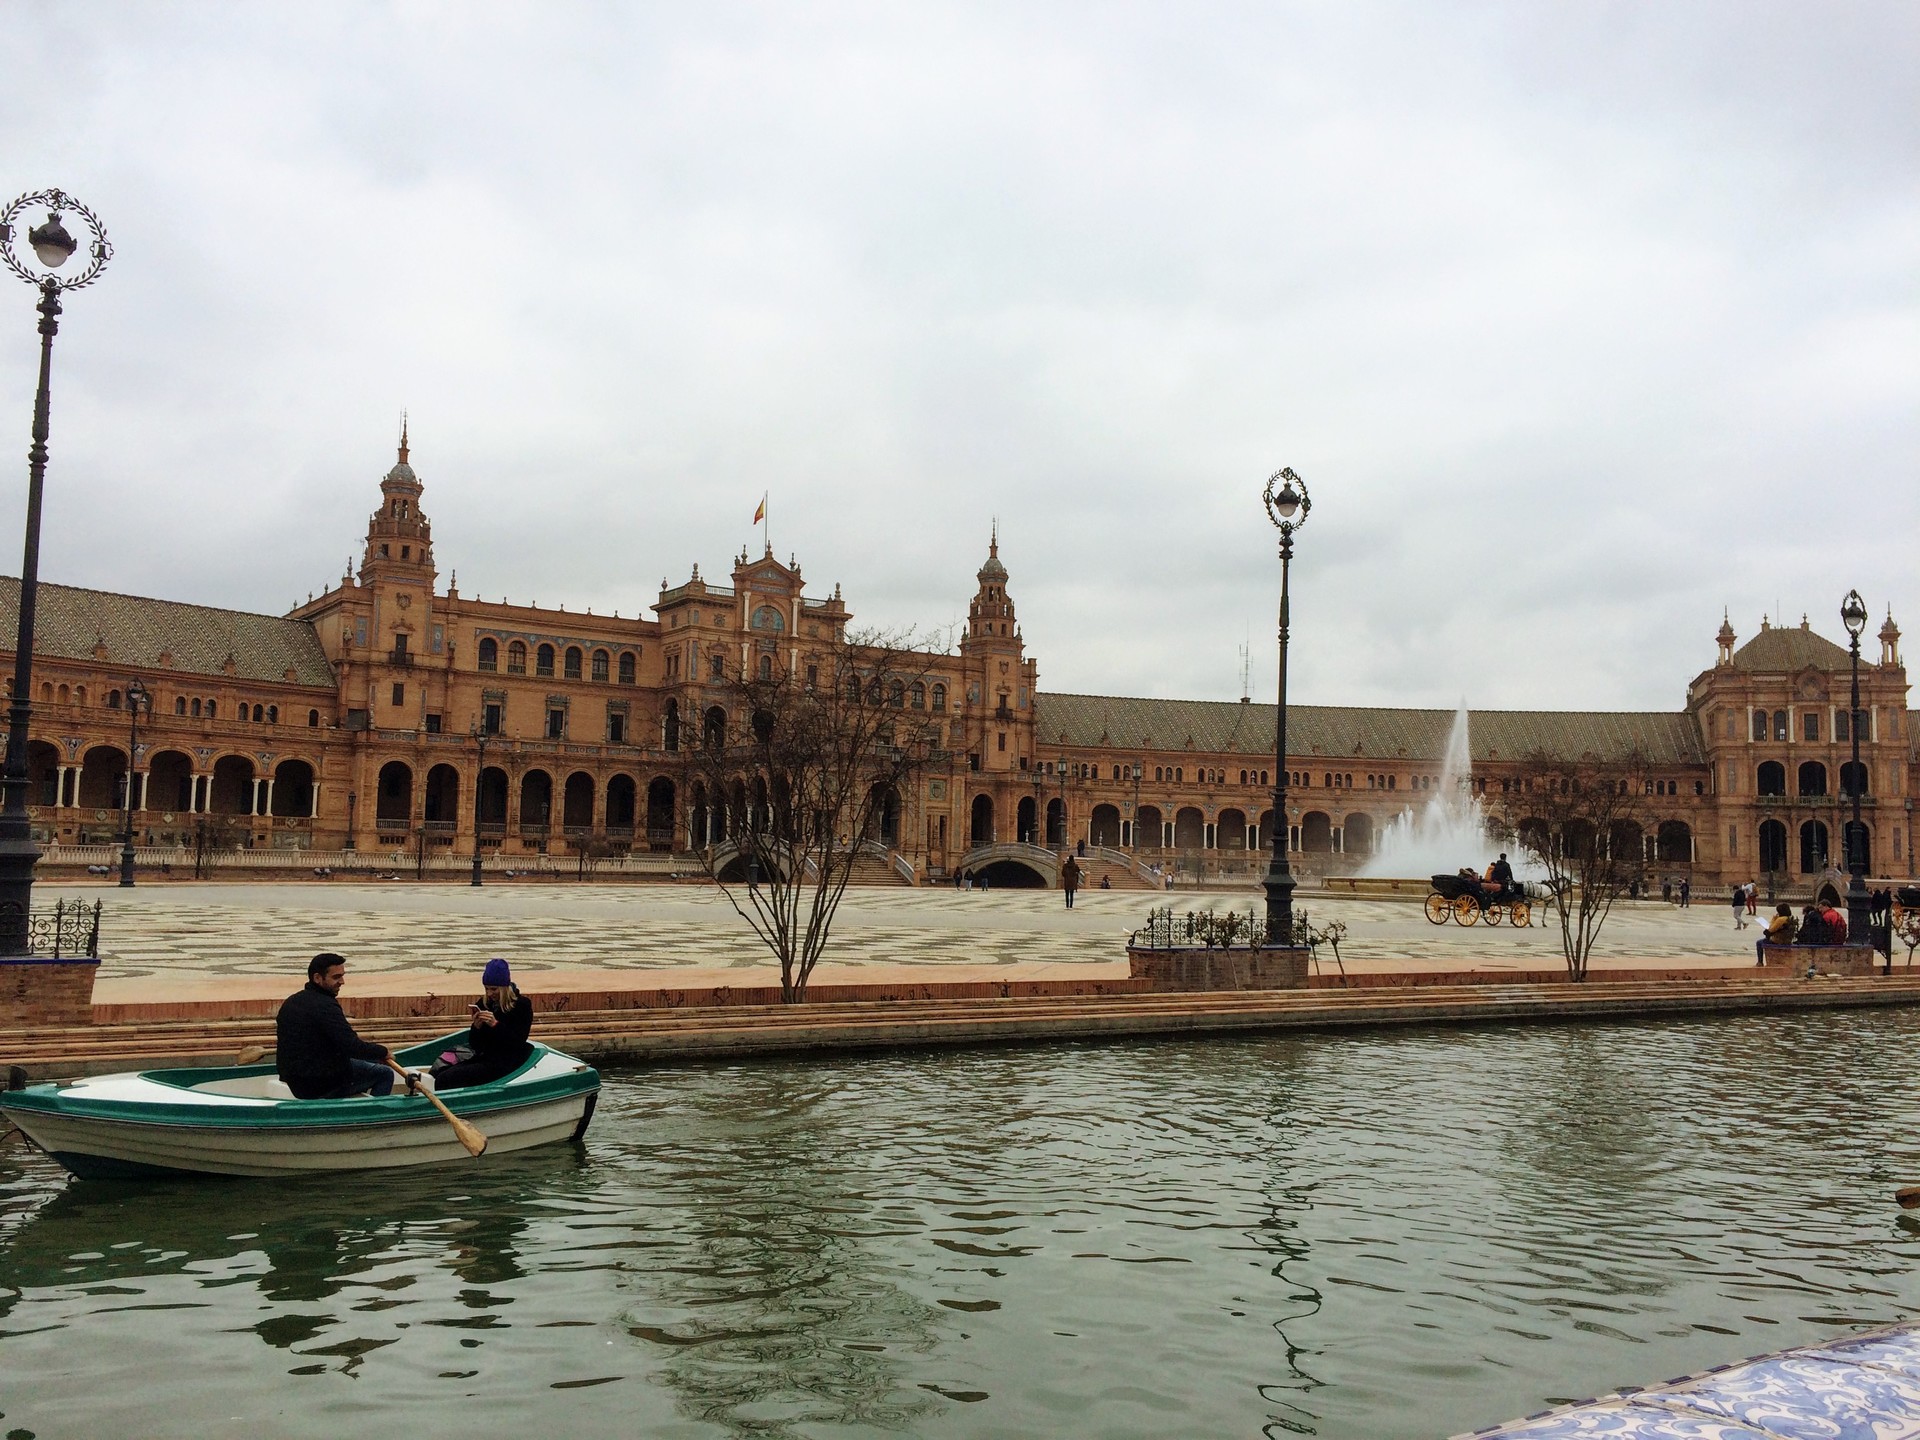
398,410,410,465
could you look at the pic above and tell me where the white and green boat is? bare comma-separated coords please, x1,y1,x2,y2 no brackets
0,1035,600,1180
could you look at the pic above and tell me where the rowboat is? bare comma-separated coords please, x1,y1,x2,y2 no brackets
0,1034,600,1179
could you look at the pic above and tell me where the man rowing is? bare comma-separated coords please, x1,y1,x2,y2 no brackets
276,952,399,1099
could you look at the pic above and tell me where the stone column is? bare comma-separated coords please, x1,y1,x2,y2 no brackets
249,777,263,816
261,778,275,818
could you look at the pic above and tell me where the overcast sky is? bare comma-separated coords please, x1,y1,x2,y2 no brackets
4,3,1915,713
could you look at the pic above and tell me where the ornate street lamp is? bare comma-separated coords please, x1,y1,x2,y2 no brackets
1130,763,1142,849
0,191,111,952
1841,589,1869,944
470,717,492,887
117,680,148,886
1261,466,1311,944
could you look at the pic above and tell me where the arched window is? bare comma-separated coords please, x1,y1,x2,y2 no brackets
175,696,187,716
478,637,498,672
931,683,947,712
536,644,555,677
618,651,636,685
564,647,583,680
911,682,926,709
591,649,610,682
1840,760,1869,797
252,704,264,723
206,701,216,719
191,698,202,717
1797,761,1828,796
1772,709,1787,741
888,680,905,708
308,709,320,727
759,655,773,680
267,705,278,724
507,641,527,675
1752,709,1767,741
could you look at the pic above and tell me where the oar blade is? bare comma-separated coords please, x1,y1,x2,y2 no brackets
450,1115,488,1157
1896,1185,1920,1210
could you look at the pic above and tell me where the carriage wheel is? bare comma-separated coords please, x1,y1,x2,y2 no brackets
1453,895,1479,926
1510,900,1532,928
1424,894,1452,925
1482,903,1504,927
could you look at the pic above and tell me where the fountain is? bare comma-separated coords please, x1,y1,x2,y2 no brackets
1361,702,1519,879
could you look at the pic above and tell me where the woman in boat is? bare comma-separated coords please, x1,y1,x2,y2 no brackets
433,958,535,1090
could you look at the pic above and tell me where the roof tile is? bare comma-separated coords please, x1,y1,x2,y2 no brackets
1035,693,1703,765
0,577,334,688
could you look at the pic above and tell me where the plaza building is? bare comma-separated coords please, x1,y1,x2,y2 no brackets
1,437,1909,889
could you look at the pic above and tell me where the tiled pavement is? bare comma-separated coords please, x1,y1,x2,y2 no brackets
41,880,1770,1004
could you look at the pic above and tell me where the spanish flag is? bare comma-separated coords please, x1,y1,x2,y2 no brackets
752,494,767,526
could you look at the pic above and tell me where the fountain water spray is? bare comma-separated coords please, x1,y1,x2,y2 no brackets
1362,702,1528,879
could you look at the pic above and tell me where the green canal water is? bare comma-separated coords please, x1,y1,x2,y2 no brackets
5,1011,1920,1439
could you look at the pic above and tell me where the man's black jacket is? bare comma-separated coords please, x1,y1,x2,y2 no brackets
276,982,387,1099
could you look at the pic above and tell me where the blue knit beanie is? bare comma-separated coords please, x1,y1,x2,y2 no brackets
482,958,511,987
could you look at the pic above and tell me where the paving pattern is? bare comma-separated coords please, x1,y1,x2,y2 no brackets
41,879,1772,990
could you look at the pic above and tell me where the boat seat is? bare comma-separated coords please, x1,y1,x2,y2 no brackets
192,1075,296,1100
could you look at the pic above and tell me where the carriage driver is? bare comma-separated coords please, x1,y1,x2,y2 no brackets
1483,853,1515,896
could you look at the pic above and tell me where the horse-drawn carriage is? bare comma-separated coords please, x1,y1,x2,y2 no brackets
1425,871,1533,927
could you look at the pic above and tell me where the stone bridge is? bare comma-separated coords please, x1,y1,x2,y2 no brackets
955,841,1059,888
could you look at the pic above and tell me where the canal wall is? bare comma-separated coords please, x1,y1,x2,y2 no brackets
9,973,1920,1082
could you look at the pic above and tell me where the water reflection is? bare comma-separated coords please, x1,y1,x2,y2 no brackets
2,1013,1920,1439
604,1064,947,1434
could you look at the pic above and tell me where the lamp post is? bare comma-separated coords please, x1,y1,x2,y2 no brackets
0,191,110,953
1842,589,1869,944
1055,757,1070,851
470,718,491,887
1261,466,1312,944
1130,763,1142,849
117,680,148,886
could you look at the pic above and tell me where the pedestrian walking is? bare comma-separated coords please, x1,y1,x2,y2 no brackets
1731,884,1747,930
1061,855,1082,909
1679,878,1690,908
1745,881,1758,917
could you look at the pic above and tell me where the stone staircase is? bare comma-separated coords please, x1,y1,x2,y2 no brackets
1071,854,1155,891
846,854,914,887
10,973,1920,1084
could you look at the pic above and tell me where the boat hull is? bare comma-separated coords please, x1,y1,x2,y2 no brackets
1,1038,600,1179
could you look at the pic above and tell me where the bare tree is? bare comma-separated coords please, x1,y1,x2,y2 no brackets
677,629,942,1002
1491,749,1655,981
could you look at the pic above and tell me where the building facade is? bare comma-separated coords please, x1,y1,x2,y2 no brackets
2,439,1910,887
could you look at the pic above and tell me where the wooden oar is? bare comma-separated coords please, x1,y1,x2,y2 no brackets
1896,1185,1920,1210
388,1058,487,1157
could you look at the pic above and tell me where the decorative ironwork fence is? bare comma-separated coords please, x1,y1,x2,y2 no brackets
7,899,104,958
1129,905,1312,950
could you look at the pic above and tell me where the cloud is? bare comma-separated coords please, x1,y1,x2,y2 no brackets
2,1,1913,712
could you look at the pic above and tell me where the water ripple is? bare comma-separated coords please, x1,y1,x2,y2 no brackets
5,1012,1920,1436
